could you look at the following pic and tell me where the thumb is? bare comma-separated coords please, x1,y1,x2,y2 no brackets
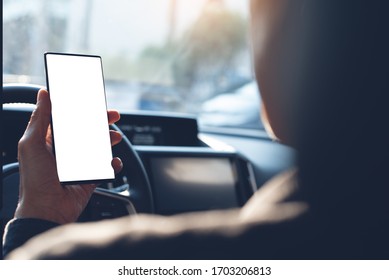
22,89,52,144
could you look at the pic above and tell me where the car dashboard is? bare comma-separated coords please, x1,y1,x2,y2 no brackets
2,101,296,223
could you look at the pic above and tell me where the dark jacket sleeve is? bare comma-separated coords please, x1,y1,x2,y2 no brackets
2,218,60,258
5,171,311,260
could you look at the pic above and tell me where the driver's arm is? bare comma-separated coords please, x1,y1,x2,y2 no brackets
4,170,307,260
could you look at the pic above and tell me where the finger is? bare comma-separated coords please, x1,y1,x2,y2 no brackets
21,89,51,145
107,110,120,125
111,157,123,174
110,130,122,146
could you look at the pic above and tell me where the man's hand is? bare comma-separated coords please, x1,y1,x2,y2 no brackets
15,89,123,224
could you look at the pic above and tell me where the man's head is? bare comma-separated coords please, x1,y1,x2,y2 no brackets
251,0,389,257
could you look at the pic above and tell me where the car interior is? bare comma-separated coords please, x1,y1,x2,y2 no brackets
2,0,389,259
2,0,296,244
2,83,295,228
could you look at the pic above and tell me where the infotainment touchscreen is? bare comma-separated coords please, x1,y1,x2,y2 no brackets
150,157,238,213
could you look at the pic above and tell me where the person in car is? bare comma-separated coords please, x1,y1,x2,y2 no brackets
3,0,389,259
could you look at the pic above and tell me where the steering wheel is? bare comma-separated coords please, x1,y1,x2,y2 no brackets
2,84,154,224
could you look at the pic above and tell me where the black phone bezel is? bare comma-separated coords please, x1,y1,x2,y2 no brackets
44,52,115,185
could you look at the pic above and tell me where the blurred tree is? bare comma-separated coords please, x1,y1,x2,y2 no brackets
138,2,248,104
174,2,247,94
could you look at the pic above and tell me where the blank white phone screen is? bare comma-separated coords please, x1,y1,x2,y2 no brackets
45,53,114,183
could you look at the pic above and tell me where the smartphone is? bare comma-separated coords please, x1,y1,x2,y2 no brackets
44,52,115,184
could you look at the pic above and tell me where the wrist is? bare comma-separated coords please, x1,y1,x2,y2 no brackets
14,202,69,225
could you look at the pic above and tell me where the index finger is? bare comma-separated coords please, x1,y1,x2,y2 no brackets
107,110,120,125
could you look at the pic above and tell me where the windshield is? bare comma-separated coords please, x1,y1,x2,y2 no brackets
3,0,262,129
